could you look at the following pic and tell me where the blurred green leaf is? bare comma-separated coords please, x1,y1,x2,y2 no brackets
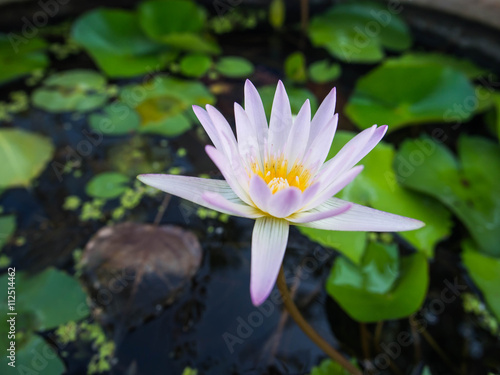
89,102,140,135
86,172,130,199
462,240,500,321
327,132,452,257
0,129,54,189
32,70,109,113
308,59,341,83
0,215,15,250
298,228,367,265
308,2,411,63
345,60,475,131
120,76,214,136
269,0,285,29
0,335,64,375
393,52,487,79
284,52,307,83
72,9,177,78
484,92,500,140
215,56,254,78
138,0,219,54
0,34,48,85
396,136,500,256
310,358,353,375
259,85,318,117
179,53,212,77
327,243,428,322
0,268,88,372
0,268,88,338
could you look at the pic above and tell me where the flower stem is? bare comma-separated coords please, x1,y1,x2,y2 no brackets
277,266,362,375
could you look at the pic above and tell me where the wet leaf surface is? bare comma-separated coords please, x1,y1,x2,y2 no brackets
0,34,48,85
396,135,500,256
308,2,411,63
345,59,475,131
327,242,429,322
32,70,110,113
0,129,54,189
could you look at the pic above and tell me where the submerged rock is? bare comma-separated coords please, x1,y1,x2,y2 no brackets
79,222,202,331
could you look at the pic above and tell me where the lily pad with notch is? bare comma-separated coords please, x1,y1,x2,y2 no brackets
138,0,219,54
120,76,215,136
396,135,500,257
72,8,178,78
326,241,429,322
345,59,475,131
308,1,411,63
32,70,110,113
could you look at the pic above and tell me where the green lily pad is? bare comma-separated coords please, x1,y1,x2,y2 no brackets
89,102,141,135
0,34,49,85
215,56,254,78
308,2,411,63
327,132,452,257
484,92,500,140
258,85,318,117
0,335,64,375
308,59,341,83
86,172,130,199
138,0,219,54
310,358,354,375
393,52,487,79
298,228,367,265
0,215,16,250
345,60,475,131
327,242,429,322
0,268,88,352
120,76,214,136
179,53,212,77
396,136,500,257
284,52,307,83
0,129,54,189
72,9,177,78
32,70,109,113
462,240,500,321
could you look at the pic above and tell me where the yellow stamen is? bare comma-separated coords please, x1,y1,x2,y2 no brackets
251,155,312,194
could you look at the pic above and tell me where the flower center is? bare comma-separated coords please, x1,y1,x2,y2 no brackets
250,155,312,194
267,177,289,194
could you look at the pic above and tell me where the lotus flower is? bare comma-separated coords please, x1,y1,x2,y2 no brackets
138,80,424,306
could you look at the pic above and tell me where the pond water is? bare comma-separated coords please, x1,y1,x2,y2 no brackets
1,1,500,375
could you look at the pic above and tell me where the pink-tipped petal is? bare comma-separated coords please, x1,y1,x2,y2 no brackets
250,217,289,306
288,202,352,224
249,174,272,212
234,103,262,169
202,192,263,218
304,113,338,172
205,145,252,205
137,174,250,217
267,186,303,218
192,105,223,151
308,87,336,148
268,81,292,154
296,197,425,232
206,104,238,158
304,165,364,210
316,125,379,186
284,99,311,168
244,80,268,150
